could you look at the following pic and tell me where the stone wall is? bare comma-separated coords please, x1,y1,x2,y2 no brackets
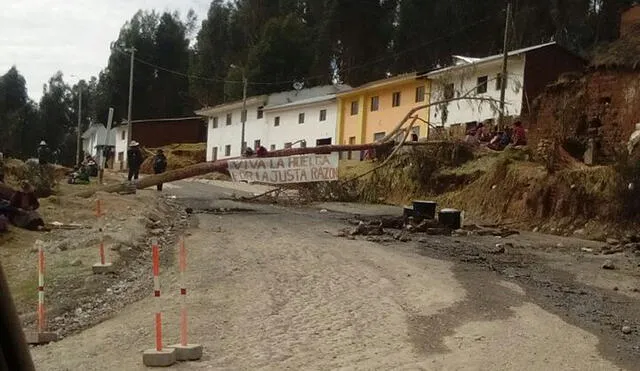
529,69,640,163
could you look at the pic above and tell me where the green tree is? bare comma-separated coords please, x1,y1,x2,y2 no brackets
190,0,235,105
0,66,40,158
240,14,314,97
38,72,74,164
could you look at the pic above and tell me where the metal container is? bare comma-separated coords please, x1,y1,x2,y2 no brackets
438,208,461,230
412,200,437,220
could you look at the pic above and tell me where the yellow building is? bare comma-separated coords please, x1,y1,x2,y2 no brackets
336,73,430,145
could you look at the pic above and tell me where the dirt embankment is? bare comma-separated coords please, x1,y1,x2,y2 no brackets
0,168,188,338
341,142,640,240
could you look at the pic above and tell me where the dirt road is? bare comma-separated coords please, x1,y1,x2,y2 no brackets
29,181,636,370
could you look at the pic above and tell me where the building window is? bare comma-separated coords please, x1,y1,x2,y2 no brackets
415,85,425,103
316,138,332,146
225,145,231,156
476,76,488,94
370,96,379,111
373,132,386,141
319,109,327,121
121,130,125,140
496,73,507,90
284,142,292,149
270,144,276,151
298,112,305,124
392,92,401,107
350,100,359,115
212,117,219,128
241,109,247,122
444,83,455,100
254,139,261,149
257,106,264,119
226,113,232,126
274,116,280,126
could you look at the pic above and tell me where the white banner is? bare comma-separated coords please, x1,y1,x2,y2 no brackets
228,153,339,184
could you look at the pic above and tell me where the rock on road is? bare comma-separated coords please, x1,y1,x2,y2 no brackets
30,181,623,370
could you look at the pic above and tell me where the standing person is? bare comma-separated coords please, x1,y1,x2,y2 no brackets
127,141,143,181
152,149,168,191
37,141,50,165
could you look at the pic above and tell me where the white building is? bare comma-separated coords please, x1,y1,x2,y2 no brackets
425,42,583,127
196,96,268,161
197,85,350,161
114,124,129,170
262,94,338,150
81,122,115,165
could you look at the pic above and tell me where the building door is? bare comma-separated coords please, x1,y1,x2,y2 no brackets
211,147,218,161
254,140,261,150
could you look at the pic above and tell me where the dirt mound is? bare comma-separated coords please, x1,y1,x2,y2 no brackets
341,142,635,238
140,143,206,174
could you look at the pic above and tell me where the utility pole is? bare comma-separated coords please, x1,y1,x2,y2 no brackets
498,1,511,129
126,47,136,149
75,82,83,166
240,72,248,155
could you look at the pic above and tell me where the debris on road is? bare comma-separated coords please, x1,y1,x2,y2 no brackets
602,260,616,270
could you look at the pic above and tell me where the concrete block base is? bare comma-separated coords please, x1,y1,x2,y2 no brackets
142,348,176,367
168,343,203,361
24,331,58,345
92,263,114,274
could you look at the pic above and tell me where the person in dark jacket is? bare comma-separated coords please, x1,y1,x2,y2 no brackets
37,141,50,165
9,181,44,230
127,141,144,181
152,149,168,191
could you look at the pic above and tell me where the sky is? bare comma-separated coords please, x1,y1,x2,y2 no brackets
1,0,211,101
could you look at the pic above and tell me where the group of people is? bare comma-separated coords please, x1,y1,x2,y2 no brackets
127,141,168,191
243,145,269,158
464,120,527,151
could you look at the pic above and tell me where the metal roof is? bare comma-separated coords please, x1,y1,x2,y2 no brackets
425,42,558,77
263,94,337,111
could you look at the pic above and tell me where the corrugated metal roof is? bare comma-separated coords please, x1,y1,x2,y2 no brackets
263,94,337,111
425,42,558,77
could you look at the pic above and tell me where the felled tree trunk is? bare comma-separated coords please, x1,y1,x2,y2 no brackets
73,142,394,198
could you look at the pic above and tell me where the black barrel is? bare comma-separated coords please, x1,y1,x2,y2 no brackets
403,206,414,224
438,208,462,230
413,201,437,220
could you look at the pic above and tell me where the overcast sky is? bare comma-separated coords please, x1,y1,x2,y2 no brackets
1,0,211,101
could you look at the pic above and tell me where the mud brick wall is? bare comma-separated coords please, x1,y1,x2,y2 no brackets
529,69,640,162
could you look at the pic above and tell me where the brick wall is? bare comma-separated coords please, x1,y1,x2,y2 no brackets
529,69,640,162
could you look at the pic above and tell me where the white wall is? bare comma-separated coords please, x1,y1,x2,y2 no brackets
263,100,337,150
429,56,526,126
114,126,128,170
206,103,266,161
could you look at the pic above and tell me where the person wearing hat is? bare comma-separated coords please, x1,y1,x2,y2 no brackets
37,140,50,165
127,141,144,181
152,149,168,191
